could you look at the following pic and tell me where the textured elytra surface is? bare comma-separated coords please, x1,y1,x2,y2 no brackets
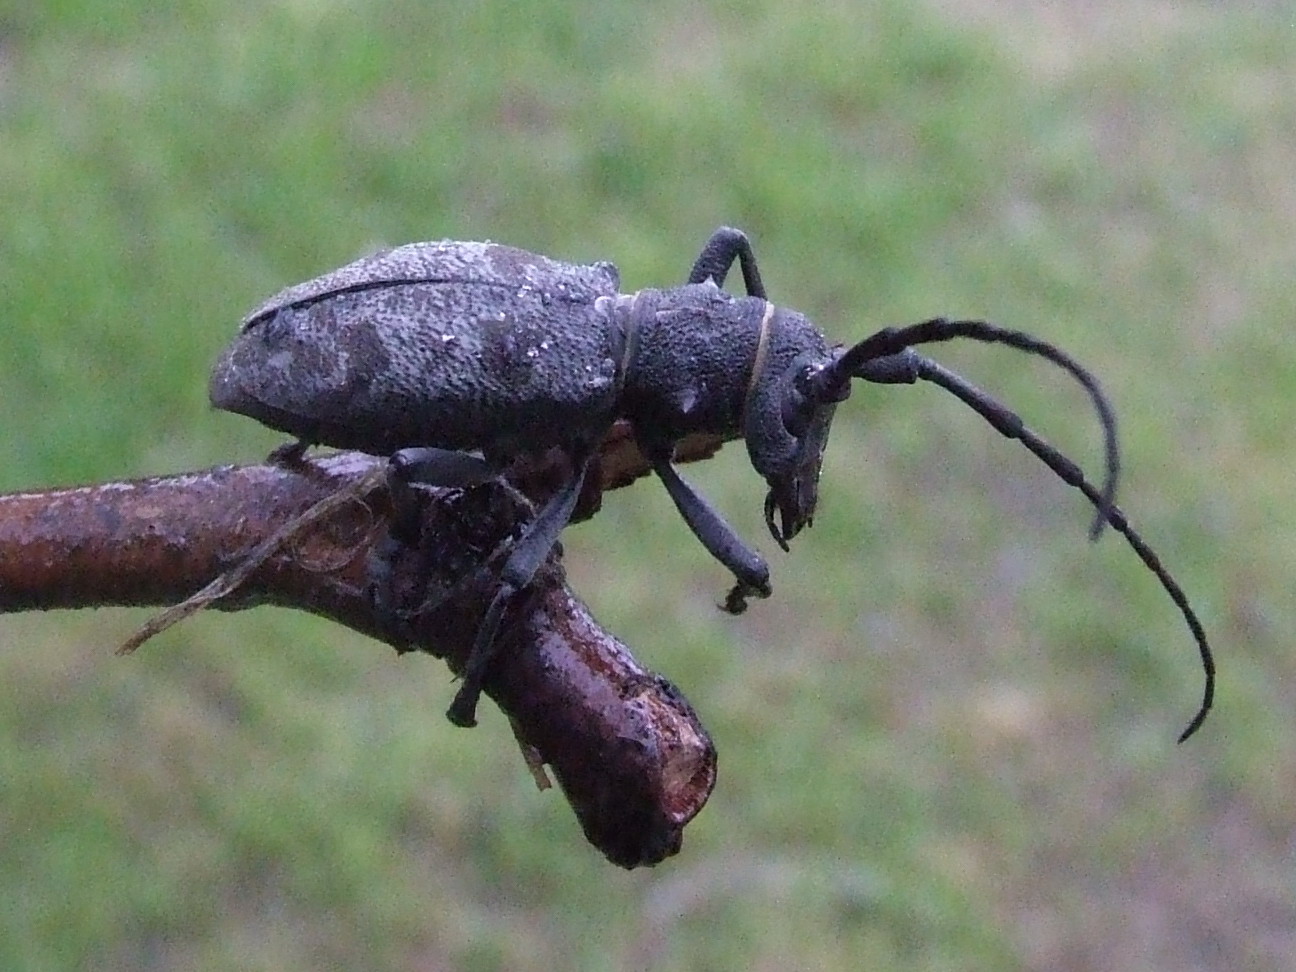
239,241,621,325
210,242,625,458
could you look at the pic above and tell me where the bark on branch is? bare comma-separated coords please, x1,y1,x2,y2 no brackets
0,422,726,868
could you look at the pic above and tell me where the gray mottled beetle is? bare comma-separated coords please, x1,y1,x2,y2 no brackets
210,228,1213,739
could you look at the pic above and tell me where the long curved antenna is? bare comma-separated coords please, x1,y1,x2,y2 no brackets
852,348,1213,742
813,318,1119,539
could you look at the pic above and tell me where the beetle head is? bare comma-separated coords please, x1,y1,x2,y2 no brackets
743,314,848,550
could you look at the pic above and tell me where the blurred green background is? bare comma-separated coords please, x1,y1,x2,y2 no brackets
1,1,1291,969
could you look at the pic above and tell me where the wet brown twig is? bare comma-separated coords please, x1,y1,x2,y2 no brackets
0,423,726,867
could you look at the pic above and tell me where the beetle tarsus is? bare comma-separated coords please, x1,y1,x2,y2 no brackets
267,438,311,466
721,577,772,615
446,581,517,727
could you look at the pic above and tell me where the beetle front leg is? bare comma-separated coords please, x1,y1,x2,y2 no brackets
648,453,772,615
686,227,768,299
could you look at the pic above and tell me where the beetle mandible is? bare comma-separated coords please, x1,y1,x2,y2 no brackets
209,227,1214,739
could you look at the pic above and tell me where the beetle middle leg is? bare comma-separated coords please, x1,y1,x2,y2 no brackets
445,453,593,728
372,445,593,727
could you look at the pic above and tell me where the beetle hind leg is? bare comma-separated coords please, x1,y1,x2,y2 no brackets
267,438,311,466
367,447,502,640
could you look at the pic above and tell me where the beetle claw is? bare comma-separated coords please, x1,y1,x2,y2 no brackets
721,577,772,615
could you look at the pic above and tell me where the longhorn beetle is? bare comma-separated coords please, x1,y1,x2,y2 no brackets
210,227,1214,739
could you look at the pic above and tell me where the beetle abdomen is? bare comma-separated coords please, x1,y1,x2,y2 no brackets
210,242,624,457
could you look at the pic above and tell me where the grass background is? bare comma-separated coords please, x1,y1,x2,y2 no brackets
1,1,1292,968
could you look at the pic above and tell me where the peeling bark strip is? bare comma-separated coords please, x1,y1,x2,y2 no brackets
0,429,724,867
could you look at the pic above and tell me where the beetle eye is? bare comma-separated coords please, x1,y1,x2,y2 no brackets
780,386,813,438
781,365,826,438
